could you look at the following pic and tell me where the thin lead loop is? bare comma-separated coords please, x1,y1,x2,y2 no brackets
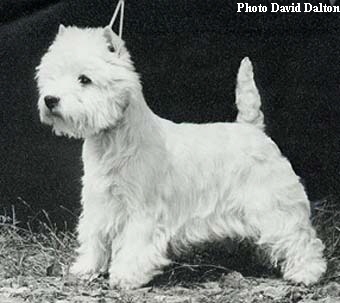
108,0,122,28
109,0,125,39
119,0,124,39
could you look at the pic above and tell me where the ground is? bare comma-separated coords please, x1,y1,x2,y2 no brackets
0,197,339,303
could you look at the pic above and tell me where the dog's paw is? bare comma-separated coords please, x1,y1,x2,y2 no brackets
109,277,140,290
284,258,327,285
109,271,150,290
69,258,98,278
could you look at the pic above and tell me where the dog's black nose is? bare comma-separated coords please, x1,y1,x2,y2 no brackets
44,95,60,110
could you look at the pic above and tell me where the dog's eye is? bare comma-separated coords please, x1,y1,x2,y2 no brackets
78,75,92,85
108,45,115,52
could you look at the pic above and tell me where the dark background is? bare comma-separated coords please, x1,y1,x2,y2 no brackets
0,0,339,230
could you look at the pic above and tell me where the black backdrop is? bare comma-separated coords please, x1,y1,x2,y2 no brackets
0,0,339,229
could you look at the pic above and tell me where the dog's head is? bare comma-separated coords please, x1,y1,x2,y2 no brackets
36,25,138,138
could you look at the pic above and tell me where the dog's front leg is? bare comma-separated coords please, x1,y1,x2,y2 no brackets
70,196,112,277
109,215,171,289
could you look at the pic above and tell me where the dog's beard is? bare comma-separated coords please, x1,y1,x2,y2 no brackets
40,107,122,139
40,109,88,138
40,109,64,125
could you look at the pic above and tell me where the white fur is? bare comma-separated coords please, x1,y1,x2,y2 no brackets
236,57,264,130
36,26,326,289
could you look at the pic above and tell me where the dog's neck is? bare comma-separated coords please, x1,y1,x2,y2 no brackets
85,87,164,163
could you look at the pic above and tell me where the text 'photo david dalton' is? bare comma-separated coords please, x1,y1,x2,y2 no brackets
237,2,340,13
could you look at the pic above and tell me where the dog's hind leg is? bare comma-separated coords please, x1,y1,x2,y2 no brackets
243,167,326,285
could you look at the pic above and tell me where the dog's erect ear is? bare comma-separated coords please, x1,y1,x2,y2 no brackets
103,26,118,52
58,24,66,35
103,26,129,59
103,26,122,52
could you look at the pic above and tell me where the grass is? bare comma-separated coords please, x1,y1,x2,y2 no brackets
313,196,340,284
0,197,339,303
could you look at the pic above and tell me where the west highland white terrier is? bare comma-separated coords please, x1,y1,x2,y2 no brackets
36,25,326,289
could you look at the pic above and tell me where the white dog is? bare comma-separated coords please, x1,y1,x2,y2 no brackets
36,25,326,289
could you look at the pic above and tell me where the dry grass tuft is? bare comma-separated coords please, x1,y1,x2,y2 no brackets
313,195,340,284
0,223,74,279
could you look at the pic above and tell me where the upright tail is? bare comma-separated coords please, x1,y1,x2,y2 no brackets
235,57,264,130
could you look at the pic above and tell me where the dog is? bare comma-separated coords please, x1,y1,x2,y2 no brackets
36,25,326,289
